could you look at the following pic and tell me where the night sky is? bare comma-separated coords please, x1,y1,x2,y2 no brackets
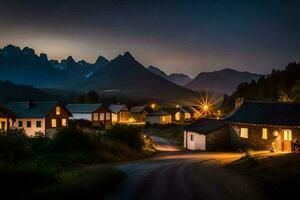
1,0,300,77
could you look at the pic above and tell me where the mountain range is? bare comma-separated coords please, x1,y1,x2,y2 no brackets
147,66,191,86
0,44,262,102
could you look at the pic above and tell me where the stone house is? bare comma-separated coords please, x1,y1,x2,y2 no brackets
184,101,300,152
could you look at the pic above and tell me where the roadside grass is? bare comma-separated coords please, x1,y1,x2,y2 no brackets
227,152,300,199
0,126,156,198
144,124,184,147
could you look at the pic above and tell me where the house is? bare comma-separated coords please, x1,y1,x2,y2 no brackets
5,101,72,136
146,111,172,124
130,105,148,122
108,104,130,123
184,100,300,152
184,118,229,151
164,107,193,122
182,106,200,119
0,103,17,131
67,103,112,128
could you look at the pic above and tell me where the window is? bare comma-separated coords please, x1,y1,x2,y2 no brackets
175,112,180,121
62,118,67,126
100,113,105,121
93,113,99,121
190,134,194,141
162,117,166,122
262,128,268,140
112,113,118,122
283,129,292,141
56,107,61,115
106,113,111,120
27,121,31,128
240,128,248,138
18,121,23,127
36,121,42,128
51,119,57,128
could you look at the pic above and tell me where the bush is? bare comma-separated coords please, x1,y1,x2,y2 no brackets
29,135,53,153
52,127,92,153
106,125,144,151
0,129,32,162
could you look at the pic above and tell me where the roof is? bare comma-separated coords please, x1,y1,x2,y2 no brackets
185,118,228,134
109,104,128,113
0,103,17,118
163,108,182,115
182,106,199,114
130,105,146,113
147,111,171,117
226,101,300,126
5,101,66,118
66,104,102,113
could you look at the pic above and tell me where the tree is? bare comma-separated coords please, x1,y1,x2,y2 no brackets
85,91,99,103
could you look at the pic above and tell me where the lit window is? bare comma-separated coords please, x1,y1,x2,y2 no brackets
93,113,99,121
100,113,105,121
175,112,180,121
240,128,248,138
27,121,31,128
190,134,194,141
283,130,292,141
262,128,268,139
162,117,166,122
51,119,57,128
112,113,118,122
106,113,111,120
56,107,61,115
62,118,67,126
18,121,23,127
36,121,42,128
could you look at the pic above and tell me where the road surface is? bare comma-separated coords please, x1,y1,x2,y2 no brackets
105,136,262,200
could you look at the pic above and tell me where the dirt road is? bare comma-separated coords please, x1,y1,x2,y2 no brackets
106,136,262,200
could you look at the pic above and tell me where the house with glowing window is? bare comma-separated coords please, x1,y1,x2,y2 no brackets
108,104,130,123
146,111,172,124
184,101,300,152
67,103,113,128
0,103,17,131
5,101,72,136
163,107,195,122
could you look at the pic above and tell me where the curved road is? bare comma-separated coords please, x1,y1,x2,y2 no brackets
106,136,262,200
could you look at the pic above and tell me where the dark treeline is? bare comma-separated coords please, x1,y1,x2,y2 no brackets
223,62,300,112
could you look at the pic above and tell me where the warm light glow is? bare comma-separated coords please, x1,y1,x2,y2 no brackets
151,103,156,110
128,117,136,123
176,105,180,108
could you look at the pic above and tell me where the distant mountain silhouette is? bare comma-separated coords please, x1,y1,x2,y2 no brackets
147,66,191,86
87,52,198,101
0,44,110,88
185,68,262,94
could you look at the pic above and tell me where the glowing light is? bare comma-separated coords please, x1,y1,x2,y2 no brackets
128,117,136,123
176,105,180,108
151,103,156,110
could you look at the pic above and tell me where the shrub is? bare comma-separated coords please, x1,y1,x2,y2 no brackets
52,127,92,152
0,129,32,162
29,135,53,153
106,125,144,151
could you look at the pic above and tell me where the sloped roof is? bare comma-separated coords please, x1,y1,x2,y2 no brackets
5,101,62,118
0,103,17,118
185,118,228,134
66,104,102,113
147,111,171,116
226,101,300,126
130,105,146,113
163,108,182,115
182,106,199,114
109,104,128,113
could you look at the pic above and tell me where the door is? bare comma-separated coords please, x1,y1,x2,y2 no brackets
283,129,292,152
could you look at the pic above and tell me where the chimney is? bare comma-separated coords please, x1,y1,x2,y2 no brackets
26,101,33,109
235,97,244,108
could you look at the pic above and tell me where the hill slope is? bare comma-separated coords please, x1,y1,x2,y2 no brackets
185,68,262,94
86,52,198,102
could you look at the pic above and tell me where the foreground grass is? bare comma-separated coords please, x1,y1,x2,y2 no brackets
227,152,300,199
31,166,126,200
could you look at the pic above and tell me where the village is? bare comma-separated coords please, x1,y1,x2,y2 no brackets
1,97,300,153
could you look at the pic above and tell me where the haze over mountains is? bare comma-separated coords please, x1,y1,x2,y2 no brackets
0,44,262,102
